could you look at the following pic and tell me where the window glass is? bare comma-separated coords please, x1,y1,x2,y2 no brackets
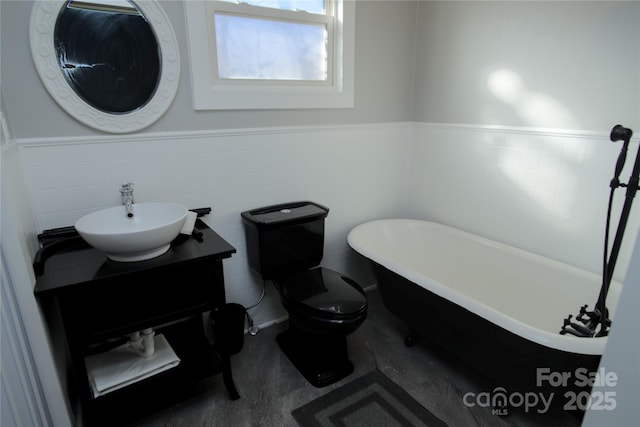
214,14,327,81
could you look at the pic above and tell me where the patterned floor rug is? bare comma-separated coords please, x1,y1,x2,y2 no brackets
292,370,447,427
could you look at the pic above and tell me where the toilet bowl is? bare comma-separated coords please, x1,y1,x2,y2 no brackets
241,202,367,387
276,267,367,335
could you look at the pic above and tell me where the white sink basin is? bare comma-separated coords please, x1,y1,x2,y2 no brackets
75,202,188,262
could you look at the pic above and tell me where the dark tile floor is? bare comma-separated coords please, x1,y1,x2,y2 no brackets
121,289,581,427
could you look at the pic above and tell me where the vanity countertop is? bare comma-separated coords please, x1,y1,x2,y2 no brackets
34,219,236,296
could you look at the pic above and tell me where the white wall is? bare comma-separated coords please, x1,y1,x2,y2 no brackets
412,0,640,131
1,140,72,426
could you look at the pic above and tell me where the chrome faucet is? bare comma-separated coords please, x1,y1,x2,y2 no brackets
120,182,134,217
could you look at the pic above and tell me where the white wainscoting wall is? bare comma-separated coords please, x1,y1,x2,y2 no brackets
408,123,639,284
19,123,411,327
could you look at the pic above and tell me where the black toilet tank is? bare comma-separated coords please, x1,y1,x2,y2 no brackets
241,202,329,280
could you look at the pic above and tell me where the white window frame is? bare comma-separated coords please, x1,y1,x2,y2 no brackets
184,0,355,110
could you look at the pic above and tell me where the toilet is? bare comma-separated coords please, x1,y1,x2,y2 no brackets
241,201,367,387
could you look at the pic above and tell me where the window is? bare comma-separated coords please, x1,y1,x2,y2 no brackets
184,0,354,110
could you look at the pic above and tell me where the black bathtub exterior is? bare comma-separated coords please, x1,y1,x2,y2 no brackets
371,261,601,408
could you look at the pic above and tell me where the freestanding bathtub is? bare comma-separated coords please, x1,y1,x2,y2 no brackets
348,219,621,398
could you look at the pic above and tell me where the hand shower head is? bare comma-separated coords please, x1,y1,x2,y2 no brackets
610,124,633,143
610,125,633,180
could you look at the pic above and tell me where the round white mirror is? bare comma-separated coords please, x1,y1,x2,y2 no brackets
30,0,180,133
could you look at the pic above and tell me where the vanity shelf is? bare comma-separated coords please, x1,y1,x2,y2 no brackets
34,220,238,426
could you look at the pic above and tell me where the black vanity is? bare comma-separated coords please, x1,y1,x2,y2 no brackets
34,220,238,426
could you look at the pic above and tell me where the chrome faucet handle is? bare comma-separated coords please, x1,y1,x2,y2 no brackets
120,182,134,210
120,183,135,217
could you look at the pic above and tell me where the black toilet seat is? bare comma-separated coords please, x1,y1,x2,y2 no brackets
276,267,367,320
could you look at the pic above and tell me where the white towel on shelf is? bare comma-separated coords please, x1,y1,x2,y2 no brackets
85,334,180,398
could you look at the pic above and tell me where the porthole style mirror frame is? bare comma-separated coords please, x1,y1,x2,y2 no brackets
30,0,180,133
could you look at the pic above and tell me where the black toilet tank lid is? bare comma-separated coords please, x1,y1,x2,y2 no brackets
241,201,329,226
